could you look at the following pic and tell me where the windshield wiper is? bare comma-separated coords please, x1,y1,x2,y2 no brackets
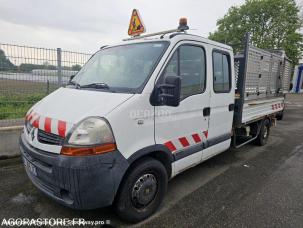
80,82,110,90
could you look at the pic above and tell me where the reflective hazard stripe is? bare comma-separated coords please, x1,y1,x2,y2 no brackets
30,113,39,125
164,141,177,152
179,137,190,147
26,112,34,121
25,112,72,138
203,131,208,139
164,131,207,153
58,120,67,138
44,117,52,133
32,116,40,128
272,103,284,110
192,134,202,143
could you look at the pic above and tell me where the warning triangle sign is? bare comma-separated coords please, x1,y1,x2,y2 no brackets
128,9,146,36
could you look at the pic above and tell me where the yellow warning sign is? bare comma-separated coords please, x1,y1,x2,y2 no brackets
128,9,146,36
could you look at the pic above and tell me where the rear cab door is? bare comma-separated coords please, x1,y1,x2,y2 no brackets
203,47,235,160
154,40,212,176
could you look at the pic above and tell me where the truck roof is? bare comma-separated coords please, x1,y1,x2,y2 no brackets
107,33,233,51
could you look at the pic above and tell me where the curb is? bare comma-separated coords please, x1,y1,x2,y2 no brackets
0,154,20,161
0,127,22,160
0,126,23,132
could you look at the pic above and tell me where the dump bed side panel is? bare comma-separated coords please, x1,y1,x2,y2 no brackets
244,47,273,100
242,97,285,124
240,46,288,100
233,34,291,126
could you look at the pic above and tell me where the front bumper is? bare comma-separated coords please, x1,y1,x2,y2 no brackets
19,133,129,209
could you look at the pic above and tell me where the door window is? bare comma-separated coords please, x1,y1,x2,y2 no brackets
213,51,231,93
163,45,206,99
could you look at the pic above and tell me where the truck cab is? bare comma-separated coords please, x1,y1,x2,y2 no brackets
20,20,289,222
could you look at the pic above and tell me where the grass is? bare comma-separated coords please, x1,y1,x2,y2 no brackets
0,94,46,119
0,79,58,120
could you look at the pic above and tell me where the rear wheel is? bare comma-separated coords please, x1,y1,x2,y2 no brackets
255,119,270,146
276,111,284,120
114,157,168,223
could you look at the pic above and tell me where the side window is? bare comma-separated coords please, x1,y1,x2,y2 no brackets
163,45,206,99
163,51,178,77
213,51,231,93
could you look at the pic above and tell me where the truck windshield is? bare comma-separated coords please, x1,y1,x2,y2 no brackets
71,41,168,93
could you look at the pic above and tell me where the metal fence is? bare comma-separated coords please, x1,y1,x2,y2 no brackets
0,43,92,127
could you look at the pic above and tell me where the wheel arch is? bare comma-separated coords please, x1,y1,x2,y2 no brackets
126,144,174,179
113,145,174,206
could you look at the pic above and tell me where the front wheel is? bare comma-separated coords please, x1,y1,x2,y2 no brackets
114,157,168,223
255,119,270,146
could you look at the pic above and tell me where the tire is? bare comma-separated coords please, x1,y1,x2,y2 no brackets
114,157,168,223
255,119,270,146
276,111,284,121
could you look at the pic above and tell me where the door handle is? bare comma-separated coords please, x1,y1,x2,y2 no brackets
229,104,235,111
203,107,211,116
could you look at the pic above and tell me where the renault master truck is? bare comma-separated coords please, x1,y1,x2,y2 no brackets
20,18,291,222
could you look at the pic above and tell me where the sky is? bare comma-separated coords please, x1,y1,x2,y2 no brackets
0,0,248,53
0,0,302,54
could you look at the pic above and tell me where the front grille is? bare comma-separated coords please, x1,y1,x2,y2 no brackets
25,121,33,134
37,129,64,145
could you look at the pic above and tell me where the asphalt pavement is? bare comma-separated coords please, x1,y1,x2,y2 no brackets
0,94,302,228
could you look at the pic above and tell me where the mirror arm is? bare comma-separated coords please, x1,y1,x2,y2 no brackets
69,75,75,82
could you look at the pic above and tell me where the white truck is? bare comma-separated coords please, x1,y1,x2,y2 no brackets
20,19,291,222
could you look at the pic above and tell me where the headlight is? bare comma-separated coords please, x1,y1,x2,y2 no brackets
61,117,116,156
68,117,114,146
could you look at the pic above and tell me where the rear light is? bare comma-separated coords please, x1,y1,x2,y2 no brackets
61,143,117,156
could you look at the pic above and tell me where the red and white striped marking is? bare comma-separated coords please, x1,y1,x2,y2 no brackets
164,131,208,153
272,103,284,111
25,112,72,138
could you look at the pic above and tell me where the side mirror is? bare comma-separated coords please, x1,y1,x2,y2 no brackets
151,76,181,107
69,75,75,82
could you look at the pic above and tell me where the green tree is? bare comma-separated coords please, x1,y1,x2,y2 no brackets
209,0,303,64
0,49,16,71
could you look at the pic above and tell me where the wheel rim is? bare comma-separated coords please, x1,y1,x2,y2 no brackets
131,173,158,208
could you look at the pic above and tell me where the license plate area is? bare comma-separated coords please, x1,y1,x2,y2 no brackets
23,158,37,176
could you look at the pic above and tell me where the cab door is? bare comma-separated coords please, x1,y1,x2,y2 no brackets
154,42,211,175
203,49,234,160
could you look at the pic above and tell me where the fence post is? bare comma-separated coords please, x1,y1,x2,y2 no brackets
57,48,62,86
46,80,50,94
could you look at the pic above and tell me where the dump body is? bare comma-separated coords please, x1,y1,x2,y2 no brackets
233,36,291,126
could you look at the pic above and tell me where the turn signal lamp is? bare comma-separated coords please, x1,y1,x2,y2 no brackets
61,143,117,156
